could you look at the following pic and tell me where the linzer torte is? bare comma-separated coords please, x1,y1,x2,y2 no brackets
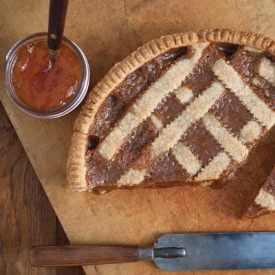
67,29,275,193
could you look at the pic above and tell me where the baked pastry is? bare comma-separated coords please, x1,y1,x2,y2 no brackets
246,166,275,217
67,29,275,192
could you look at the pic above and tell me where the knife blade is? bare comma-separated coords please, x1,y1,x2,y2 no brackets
154,232,275,271
31,232,275,271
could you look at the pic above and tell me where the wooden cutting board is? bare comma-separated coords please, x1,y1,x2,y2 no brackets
0,1,275,274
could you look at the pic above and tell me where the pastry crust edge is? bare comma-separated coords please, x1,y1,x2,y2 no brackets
67,29,275,191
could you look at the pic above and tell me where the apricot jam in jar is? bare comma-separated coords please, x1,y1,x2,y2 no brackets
5,33,90,118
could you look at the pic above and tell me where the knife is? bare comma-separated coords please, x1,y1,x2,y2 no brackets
30,232,275,271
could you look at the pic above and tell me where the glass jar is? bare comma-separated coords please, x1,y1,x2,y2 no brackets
5,32,90,119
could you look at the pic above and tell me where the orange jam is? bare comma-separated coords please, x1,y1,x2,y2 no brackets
11,40,81,110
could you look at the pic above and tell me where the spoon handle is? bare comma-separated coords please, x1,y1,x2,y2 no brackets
48,0,68,54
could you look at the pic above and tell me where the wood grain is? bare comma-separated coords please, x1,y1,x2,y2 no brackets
0,1,275,275
0,103,84,275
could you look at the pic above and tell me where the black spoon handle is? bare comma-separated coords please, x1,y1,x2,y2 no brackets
48,0,68,52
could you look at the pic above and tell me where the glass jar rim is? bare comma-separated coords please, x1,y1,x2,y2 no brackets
5,32,90,119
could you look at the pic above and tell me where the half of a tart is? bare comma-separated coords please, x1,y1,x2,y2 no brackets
67,29,275,192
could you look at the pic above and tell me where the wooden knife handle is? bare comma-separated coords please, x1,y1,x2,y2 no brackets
30,245,139,267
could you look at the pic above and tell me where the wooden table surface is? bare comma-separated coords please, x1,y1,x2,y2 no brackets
0,102,85,274
0,1,275,275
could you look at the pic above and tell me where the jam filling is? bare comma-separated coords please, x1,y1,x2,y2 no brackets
12,40,81,111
